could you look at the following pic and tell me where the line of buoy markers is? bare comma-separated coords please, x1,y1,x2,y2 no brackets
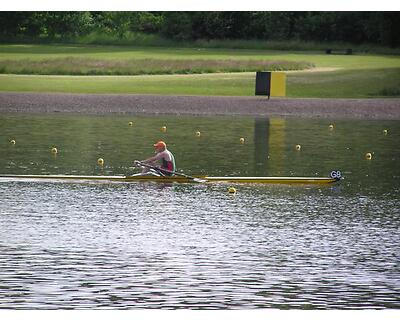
7,123,392,194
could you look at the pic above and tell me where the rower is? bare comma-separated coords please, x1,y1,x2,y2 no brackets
134,141,176,176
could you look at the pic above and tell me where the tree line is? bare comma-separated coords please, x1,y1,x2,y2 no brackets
0,12,399,47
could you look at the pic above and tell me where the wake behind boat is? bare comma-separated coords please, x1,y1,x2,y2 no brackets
0,170,342,185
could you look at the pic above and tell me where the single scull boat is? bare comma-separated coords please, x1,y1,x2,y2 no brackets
0,170,341,185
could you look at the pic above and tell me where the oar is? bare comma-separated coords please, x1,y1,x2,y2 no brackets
134,161,207,183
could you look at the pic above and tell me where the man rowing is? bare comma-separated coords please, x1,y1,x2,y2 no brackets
134,141,176,176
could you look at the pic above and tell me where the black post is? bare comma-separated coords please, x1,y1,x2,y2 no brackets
255,71,271,99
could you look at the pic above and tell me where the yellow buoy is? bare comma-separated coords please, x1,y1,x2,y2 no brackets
329,124,334,130
161,126,167,133
239,138,245,144
97,158,104,166
51,147,58,154
383,129,388,135
128,121,133,126
228,187,236,194
195,131,201,137
10,139,16,145
365,152,372,160
295,144,301,151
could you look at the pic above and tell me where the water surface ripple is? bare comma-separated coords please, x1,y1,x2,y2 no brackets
0,115,399,309
1,182,399,309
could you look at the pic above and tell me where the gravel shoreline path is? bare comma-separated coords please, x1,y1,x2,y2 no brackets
1,92,400,119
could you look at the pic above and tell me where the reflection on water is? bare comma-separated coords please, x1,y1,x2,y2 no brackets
0,114,399,309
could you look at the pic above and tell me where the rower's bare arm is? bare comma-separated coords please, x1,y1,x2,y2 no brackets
142,155,158,164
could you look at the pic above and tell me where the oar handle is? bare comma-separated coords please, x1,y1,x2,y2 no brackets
134,161,205,182
134,160,172,175
143,162,174,176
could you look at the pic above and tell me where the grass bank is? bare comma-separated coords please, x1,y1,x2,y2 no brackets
0,44,399,98
2,68,399,98
0,58,313,75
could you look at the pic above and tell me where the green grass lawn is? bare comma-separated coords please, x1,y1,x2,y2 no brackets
0,44,399,98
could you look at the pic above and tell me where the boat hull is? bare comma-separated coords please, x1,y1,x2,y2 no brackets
0,174,339,184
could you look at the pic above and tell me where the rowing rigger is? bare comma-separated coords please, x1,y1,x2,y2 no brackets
0,170,342,185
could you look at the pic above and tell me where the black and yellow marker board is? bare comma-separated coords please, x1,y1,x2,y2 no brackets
255,71,286,98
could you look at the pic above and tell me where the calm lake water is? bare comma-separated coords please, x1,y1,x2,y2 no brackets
0,114,399,309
